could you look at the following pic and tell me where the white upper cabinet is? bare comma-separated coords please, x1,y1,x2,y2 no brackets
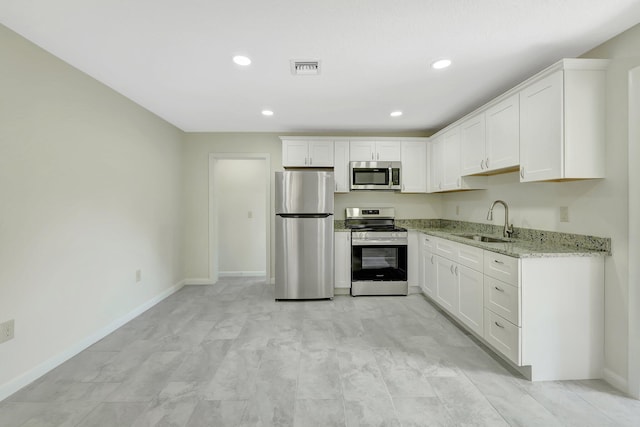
350,140,401,161
282,139,334,167
333,140,350,193
428,127,486,193
441,127,462,191
519,60,607,182
427,138,443,192
485,93,520,172
519,71,563,181
400,141,427,193
460,113,486,176
460,95,519,176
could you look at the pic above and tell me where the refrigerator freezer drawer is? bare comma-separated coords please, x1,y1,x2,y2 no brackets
275,215,334,299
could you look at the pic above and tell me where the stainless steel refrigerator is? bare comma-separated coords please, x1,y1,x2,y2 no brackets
275,171,334,300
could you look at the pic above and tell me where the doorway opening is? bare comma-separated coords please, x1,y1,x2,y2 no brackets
209,154,270,284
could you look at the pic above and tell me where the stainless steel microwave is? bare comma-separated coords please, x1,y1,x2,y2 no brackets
350,161,401,191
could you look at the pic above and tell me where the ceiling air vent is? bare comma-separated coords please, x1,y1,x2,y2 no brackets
291,60,320,75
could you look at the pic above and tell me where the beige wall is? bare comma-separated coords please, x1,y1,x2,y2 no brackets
441,23,640,389
0,25,184,396
182,133,282,281
182,133,440,282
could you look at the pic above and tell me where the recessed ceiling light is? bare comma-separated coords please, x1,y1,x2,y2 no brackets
233,55,251,66
390,111,403,117
431,59,452,70
262,110,274,116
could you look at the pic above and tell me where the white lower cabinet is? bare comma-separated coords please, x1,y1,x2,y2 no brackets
435,254,458,315
334,231,351,290
484,308,521,365
457,265,484,336
420,235,436,297
419,234,604,381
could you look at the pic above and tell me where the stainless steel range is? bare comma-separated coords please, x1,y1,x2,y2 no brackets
346,208,408,296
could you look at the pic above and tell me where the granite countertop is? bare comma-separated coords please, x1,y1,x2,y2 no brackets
409,227,610,258
335,219,611,258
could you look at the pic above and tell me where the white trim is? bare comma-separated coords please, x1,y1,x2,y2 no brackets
183,278,217,285
0,280,185,402
208,153,271,285
219,271,267,277
628,66,640,399
604,368,629,394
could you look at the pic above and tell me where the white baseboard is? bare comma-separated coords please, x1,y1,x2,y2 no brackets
334,287,351,295
0,280,185,402
603,367,628,394
219,271,266,277
183,278,216,285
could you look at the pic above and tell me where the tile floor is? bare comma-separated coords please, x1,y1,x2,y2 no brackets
1,277,639,426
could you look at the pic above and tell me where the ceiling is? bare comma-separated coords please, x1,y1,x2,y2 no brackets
2,1,640,133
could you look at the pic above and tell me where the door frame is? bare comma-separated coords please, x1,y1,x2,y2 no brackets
208,153,271,283
629,66,640,399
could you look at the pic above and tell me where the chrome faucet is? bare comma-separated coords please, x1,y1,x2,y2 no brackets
487,200,514,238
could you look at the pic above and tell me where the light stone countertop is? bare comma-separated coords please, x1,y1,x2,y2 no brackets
409,227,609,258
335,219,611,258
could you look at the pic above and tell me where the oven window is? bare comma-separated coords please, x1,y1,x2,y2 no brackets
353,169,388,185
362,247,398,269
352,245,407,282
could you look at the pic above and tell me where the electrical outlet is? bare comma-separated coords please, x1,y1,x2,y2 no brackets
136,269,142,283
0,319,15,344
560,206,569,222
248,210,253,219
455,205,460,216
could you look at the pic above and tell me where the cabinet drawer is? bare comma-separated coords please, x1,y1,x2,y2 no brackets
421,234,435,251
435,239,457,260
457,244,483,271
484,251,519,286
484,309,521,365
484,277,520,326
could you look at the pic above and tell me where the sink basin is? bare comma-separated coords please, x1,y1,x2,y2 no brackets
457,234,511,243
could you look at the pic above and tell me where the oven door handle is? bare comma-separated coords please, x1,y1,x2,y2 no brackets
352,239,408,246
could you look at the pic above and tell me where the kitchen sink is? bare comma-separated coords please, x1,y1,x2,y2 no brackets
457,234,512,243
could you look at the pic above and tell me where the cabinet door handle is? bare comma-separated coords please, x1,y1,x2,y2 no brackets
480,159,485,169
430,255,434,264
494,286,504,292
454,266,458,276
304,157,308,165
450,264,454,274
494,321,505,329
310,157,313,165
520,167,525,179
493,259,504,265
486,157,489,169
377,152,380,160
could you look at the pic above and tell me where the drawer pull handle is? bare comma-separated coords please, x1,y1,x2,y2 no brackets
450,265,454,274
455,266,458,276
425,238,430,242
494,286,504,292
493,259,504,265
494,321,505,329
